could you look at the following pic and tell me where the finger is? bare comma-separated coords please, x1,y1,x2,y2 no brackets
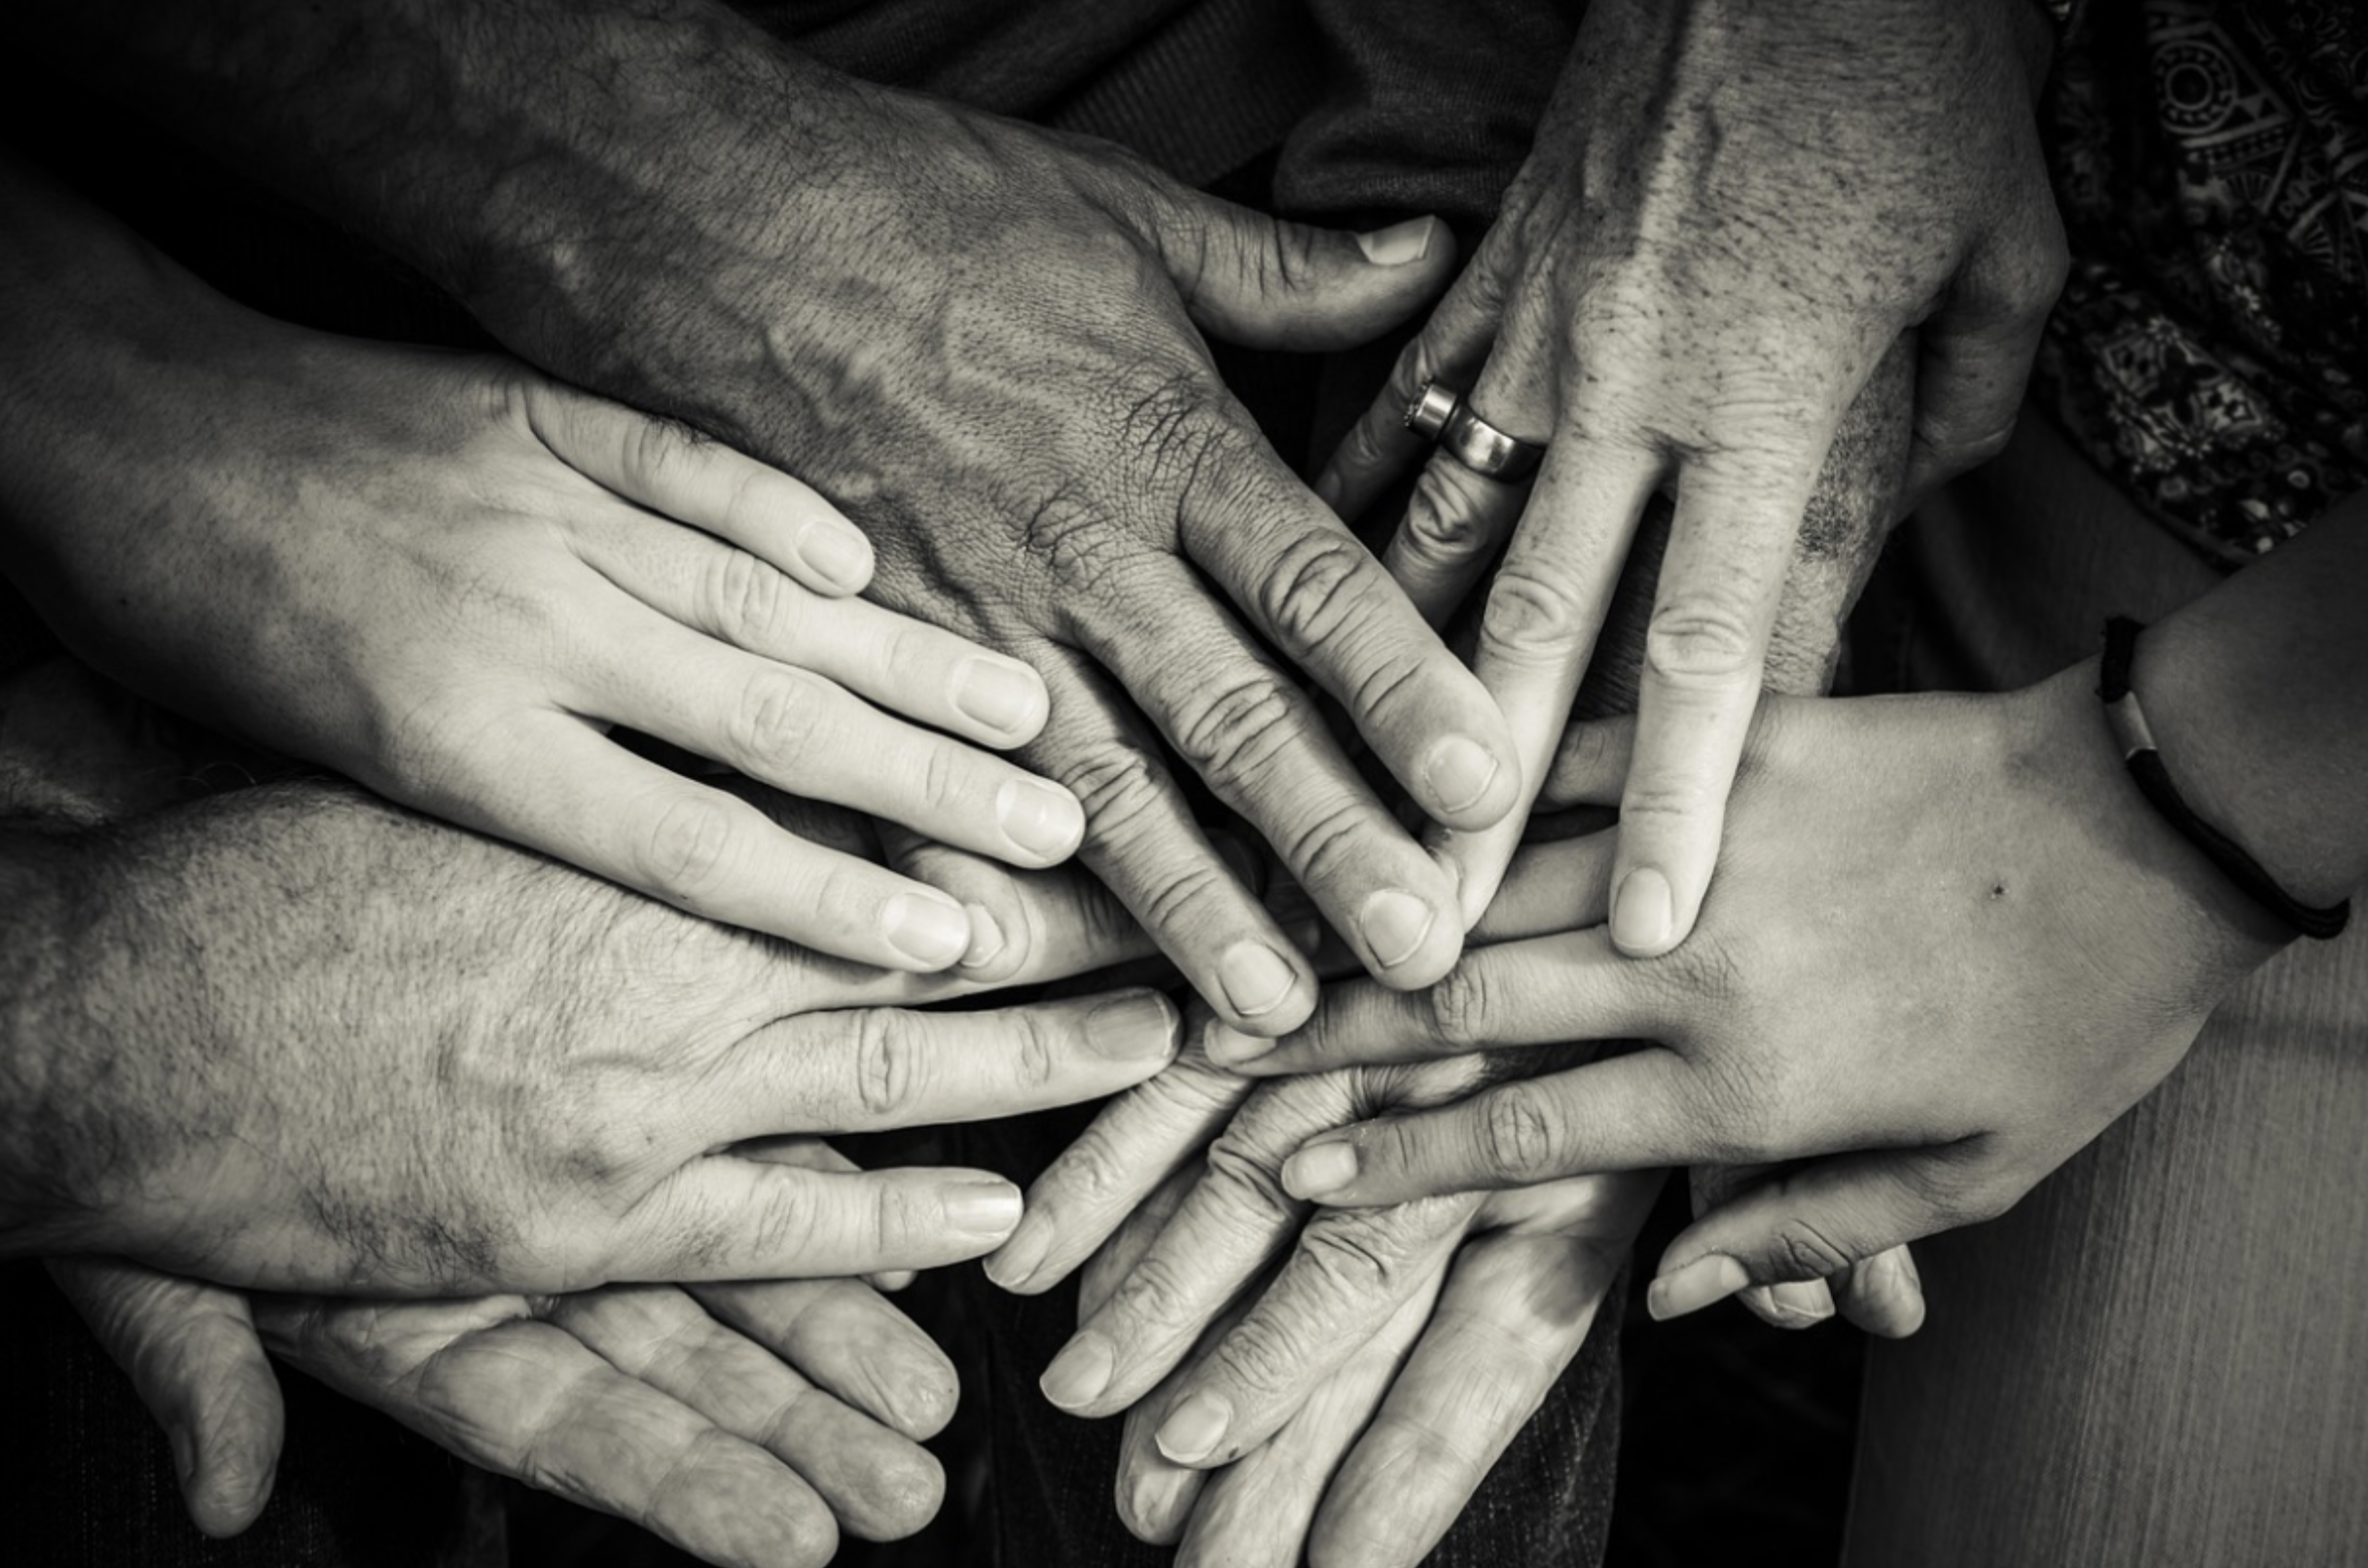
692,1275,955,1440
432,716,975,971
987,1027,1255,1296
1385,451,1530,628
1067,554,1467,992
1025,651,1322,1032
550,1286,944,1543
1468,829,1618,947
1310,248,1508,523
520,376,876,596
1898,212,2066,505
1141,187,1456,352
876,822,1153,988
722,1138,919,1296
1276,1049,1709,1208
1308,1222,1620,1568
1607,446,1833,959
1442,440,1667,924
708,989,1180,1143
1204,927,1656,1078
1537,715,1635,812
575,519,1052,747
1168,1266,1443,1568
1172,442,1523,844
1106,1293,1248,1547
281,1308,843,1568
1647,1147,1996,1323
585,619,1084,869
620,1160,1025,1281
1077,1160,1204,1321
1148,1196,1477,1470
1039,1074,1370,1417
1832,1244,1928,1339
48,1258,283,1539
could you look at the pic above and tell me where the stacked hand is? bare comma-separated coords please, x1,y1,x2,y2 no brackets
1313,0,2064,943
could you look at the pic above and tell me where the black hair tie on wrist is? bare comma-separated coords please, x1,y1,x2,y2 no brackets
2098,616,2350,941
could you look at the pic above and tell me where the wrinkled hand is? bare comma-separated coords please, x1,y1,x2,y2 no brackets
453,52,1522,1030
1,219,1070,969
1227,667,2286,1316
1315,0,2064,947
53,1207,962,1568
19,778,1169,1293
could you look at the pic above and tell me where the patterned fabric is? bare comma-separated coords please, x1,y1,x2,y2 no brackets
2036,0,2368,567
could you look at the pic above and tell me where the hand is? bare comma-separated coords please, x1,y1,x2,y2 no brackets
1220,666,2287,1314
1314,0,2065,947
0,176,1072,971
429,25,1524,1029
13,776,1171,1292
53,1218,964,1568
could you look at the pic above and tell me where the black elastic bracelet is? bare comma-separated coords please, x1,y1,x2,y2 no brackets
2098,616,2350,941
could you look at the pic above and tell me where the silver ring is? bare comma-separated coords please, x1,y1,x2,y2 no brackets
1403,380,1545,481
1404,380,1460,441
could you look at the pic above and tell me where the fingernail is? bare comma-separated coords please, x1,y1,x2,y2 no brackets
1040,1333,1115,1409
1127,1463,1196,1540
984,1222,1052,1293
1423,735,1500,817
1356,217,1436,267
1281,1139,1358,1199
1156,1391,1235,1465
1768,1278,1835,1326
1087,992,1179,1062
958,901,1007,971
1610,868,1673,955
884,893,970,967
805,526,873,592
1217,942,1298,1019
997,778,1085,861
169,1425,197,1486
1202,1018,1276,1068
946,1180,1023,1237
952,658,1046,737
1647,1253,1751,1321
1312,469,1345,513
1357,888,1436,970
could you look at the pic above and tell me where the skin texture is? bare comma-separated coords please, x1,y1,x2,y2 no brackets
1315,0,2065,952
0,162,1083,972
986,346,1926,1561
31,0,1528,1033
54,1242,967,1566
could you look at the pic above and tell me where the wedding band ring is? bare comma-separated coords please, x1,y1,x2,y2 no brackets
1404,379,1545,481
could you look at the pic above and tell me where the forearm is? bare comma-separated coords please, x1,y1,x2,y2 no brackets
2135,495,2368,910
27,0,851,424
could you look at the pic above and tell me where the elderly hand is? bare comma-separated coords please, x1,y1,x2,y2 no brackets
368,8,1524,1030
53,1207,962,1568
7,774,1169,1293
0,164,1079,971
1314,0,2064,946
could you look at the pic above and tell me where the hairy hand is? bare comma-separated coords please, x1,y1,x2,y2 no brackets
16,779,1169,1292
1315,0,2064,947
443,41,1522,1031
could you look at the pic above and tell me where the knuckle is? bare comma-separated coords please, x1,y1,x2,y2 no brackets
1476,1086,1557,1182
1058,741,1169,846
1255,530,1377,654
1201,1131,1299,1228
1298,1219,1403,1299
1773,1219,1854,1281
1479,566,1590,660
1172,674,1305,791
915,740,967,814
706,547,790,643
1401,470,1492,562
1643,597,1762,687
852,1011,921,1120
732,670,824,761
1115,372,1224,501
1425,964,1495,1053
633,793,740,904
1020,483,1140,602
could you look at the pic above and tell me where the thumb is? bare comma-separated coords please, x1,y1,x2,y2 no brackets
48,1257,286,1538
1140,188,1455,351
1648,1149,1990,1325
